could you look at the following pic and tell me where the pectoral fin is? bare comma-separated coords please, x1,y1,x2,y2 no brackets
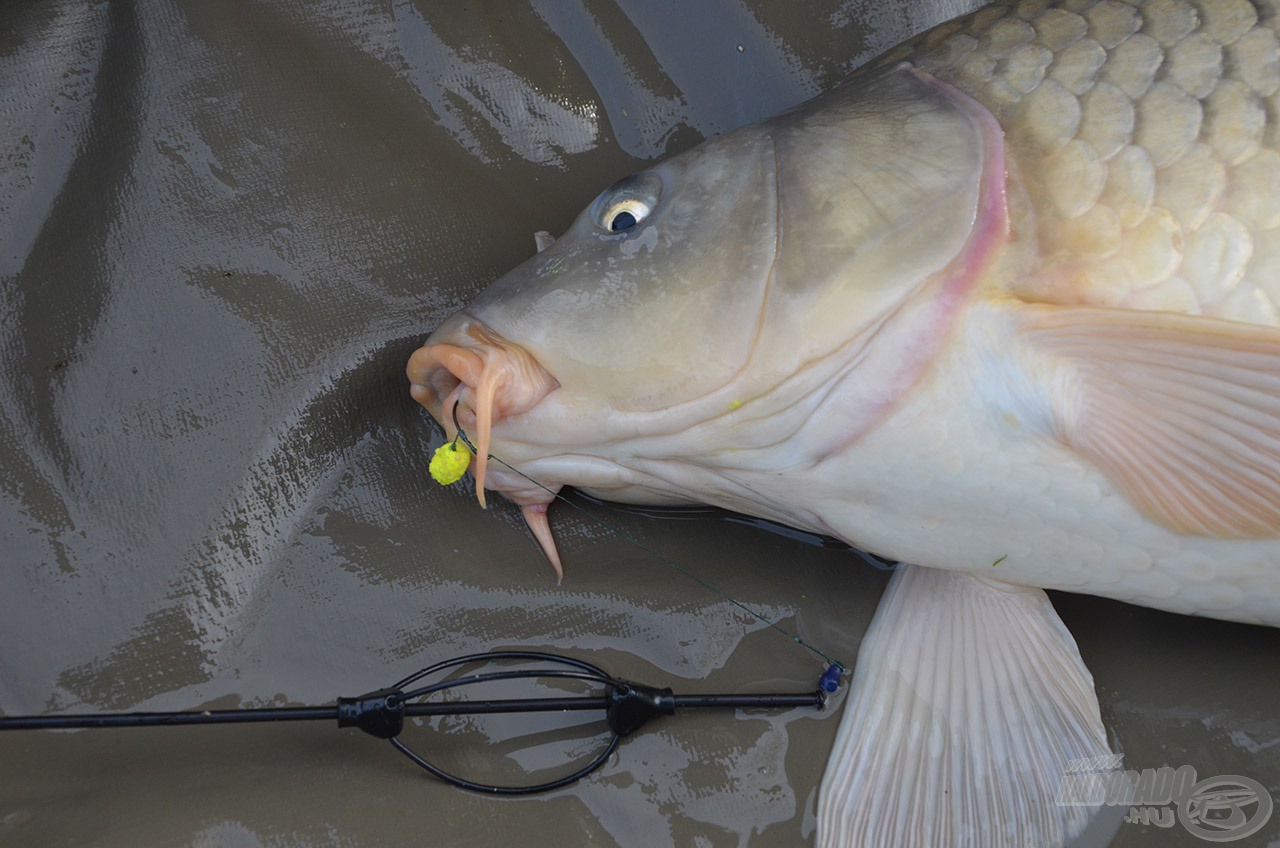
818,565,1112,848
1018,304,1280,538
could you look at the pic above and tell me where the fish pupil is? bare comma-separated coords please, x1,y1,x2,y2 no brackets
610,210,638,232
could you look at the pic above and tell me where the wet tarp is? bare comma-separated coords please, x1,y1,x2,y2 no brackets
1,2,1277,846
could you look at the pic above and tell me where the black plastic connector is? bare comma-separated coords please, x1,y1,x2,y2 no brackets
606,681,676,737
336,687,405,739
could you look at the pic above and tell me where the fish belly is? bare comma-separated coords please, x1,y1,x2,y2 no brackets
816,335,1280,625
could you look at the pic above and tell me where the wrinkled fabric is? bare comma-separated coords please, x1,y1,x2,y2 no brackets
1,2,1276,846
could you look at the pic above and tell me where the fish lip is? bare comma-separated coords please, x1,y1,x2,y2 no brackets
414,356,466,424
407,314,562,505
407,312,560,426
481,468,559,506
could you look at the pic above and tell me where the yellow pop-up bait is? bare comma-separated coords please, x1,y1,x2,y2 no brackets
429,441,472,485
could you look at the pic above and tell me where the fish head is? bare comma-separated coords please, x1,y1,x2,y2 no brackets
407,66,1007,557
408,122,779,508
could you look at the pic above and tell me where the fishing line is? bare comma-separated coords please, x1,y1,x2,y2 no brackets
448,403,847,673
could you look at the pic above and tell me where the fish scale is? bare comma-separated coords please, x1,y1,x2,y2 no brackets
878,0,1280,324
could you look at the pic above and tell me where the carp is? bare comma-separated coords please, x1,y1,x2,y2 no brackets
408,1,1280,845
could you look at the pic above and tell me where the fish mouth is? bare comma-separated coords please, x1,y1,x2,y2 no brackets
406,316,566,577
407,316,562,505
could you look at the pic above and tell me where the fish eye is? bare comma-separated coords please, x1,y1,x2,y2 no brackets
603,199,650,232
593,172,662,235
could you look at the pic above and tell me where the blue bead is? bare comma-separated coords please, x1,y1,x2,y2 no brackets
819,664,843,693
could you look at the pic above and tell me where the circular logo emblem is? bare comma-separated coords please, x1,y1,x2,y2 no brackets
1178,775,1274,842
